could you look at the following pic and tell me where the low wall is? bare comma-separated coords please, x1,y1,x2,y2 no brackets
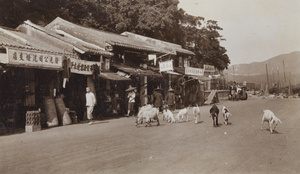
204,90,230,101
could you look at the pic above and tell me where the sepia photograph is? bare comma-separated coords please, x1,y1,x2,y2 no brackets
0,0,300,173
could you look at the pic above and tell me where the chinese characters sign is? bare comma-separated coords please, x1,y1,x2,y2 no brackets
70,58,101,75
204,64,215,72
7,48,63,70
185,67,204,76
159,60,173,72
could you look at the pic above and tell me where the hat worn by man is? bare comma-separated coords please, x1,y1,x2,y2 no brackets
126,85,136,92
154,87,162,91
168,88,174,92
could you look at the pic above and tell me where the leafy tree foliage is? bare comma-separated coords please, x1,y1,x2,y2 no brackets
0,0,230,70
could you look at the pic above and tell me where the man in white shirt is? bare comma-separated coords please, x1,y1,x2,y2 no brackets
86,87,96,124
126,85,136,117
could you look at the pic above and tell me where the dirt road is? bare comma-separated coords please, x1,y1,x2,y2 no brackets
1,97,300,174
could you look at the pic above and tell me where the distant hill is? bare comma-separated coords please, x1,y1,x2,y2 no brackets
225,51,300,88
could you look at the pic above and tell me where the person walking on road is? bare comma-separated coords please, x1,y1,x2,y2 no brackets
165,88,176,111
86,87,96,125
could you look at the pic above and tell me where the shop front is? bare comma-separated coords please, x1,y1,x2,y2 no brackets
61,57,102,121
95,71,131,117
0,47,65,133
110,63,163,107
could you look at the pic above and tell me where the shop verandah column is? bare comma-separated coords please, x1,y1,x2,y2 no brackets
140,76,147,106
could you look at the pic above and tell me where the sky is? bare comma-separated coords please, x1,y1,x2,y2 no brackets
178,0,300,65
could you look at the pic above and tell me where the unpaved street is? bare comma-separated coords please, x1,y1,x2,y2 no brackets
1,97,300,174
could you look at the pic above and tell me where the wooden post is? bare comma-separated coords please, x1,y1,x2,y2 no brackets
289,72,292,96
232,65,234,82
283,60,287,87
277,67,280,88
265,64,270,91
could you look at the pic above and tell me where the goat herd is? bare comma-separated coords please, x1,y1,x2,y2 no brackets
135,103,282,134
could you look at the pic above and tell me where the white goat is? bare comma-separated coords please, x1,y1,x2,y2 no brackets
136,106,160,126
163,109,176,123
222,105,232,125
176,107,190,122
261,109,282,133
192,105,201,124
136,104,153,123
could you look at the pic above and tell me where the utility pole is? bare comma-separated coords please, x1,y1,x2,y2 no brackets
289,71,292,96
277,67,280,88
265,64,270,91
232,65,234,82
272,67,275,87
283,60,287,87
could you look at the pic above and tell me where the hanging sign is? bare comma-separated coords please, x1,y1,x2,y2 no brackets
7,48,63,69
159,60,173,72
204,64,215,72
185,67,204,76
70,58,101,75
148,54,157,65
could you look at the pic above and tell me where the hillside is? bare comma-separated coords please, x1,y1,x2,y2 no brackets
225,51,300,87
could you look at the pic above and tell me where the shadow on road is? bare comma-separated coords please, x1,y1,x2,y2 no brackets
92,121,110,125
262,129,282,134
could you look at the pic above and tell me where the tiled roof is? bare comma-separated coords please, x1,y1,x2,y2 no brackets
121,32,195,56
99,71,131,81
20,20,113,57
111,63,162,77
0,26,66,54
45,17,168,54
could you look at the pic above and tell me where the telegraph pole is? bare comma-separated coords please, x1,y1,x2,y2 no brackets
265,64,270,91
283,60,287,87
289,71,292,96
277,67,280,88
232,65,234,82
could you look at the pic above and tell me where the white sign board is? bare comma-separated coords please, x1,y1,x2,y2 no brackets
185,67,204,76
148,54,157,65
7,48,63,69
70,58,101,75
159,60,173,72
204,64,215,72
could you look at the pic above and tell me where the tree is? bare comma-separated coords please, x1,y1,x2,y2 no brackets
179,13,230,71
0,0,65,27
0,0,231,70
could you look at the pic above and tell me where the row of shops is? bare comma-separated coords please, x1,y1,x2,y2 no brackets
0,17,223,133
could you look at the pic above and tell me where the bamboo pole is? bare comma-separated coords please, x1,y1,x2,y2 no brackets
266,64,270,91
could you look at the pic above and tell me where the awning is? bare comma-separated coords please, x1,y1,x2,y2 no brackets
164,70,182,76
99,71,131,81
188,75,211,81
173,67,185,74
111,63,162,77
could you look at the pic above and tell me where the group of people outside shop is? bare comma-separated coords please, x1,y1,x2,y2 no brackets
84,83,180,124
124,85,177,117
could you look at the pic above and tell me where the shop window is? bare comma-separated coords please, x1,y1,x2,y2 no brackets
184,58,189,67
0,48,6,53
25,69,35,106
178,56,183,68
105,58,110,71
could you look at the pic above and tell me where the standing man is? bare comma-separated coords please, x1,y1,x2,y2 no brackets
153,87,163,112
165,88,176,111
86,87,96,125
126,85,136,117
134,89,140,116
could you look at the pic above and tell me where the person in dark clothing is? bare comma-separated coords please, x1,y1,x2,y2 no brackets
165,88,176,111
152,88,163,112
134,89,140,116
